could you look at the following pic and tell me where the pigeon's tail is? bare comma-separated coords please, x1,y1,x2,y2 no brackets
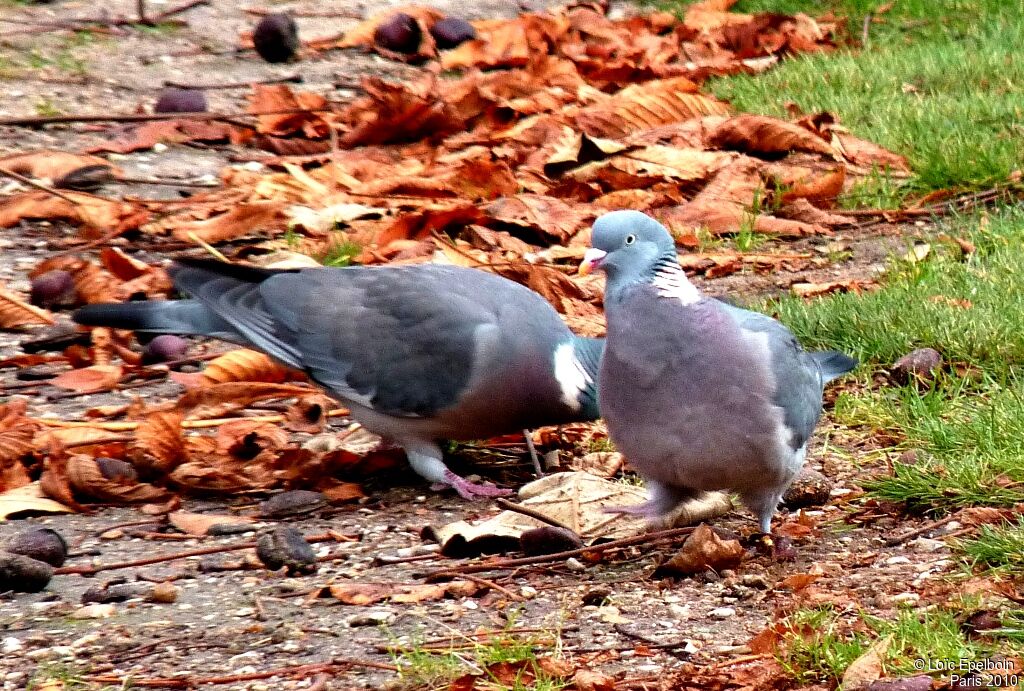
811,350,858,384
73,300,237,340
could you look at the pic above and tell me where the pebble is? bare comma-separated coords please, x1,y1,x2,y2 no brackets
885,556,911,565
71,604,116,619
520,585,538,599
1,637,23,654
893,592,920,606
347,611,394,627
709,607,736,619
565,557,586,572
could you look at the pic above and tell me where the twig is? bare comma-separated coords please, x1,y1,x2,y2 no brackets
861,13,872,47
613,623,693,659
884,514,957,545
0,166,83,205
163,74,304,90
137,0,151,25
245,8,363,18
148,0,209,23
0,107,333,128
523,428,544,477
422,526,696,581
37,408,349,432
457,573,523,601
113,175,219,188
494,498,571,531
85,659,397,688
94,519,166,536
55,532,342,576
62,435,133,449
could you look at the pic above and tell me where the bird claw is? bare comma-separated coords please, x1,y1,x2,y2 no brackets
442,470,512,500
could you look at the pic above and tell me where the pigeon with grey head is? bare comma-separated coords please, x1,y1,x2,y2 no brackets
74,259,603,499
579,210,856,533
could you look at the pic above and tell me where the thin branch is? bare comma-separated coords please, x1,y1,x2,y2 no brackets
421,526,696,581
0,167,83,205
163,74,304,90
494,498,571,531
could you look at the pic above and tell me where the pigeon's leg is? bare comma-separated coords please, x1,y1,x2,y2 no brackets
523,429,544,477
404,441,512,500
604,480,695,518
742,489,784,534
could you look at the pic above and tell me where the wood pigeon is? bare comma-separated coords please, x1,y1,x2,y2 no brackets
74,259,604,499
579,210,856,533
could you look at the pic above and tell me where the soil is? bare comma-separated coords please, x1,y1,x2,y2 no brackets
0,1,957,689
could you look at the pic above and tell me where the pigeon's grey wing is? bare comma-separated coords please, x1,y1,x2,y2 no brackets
174,263,525,418
717,301,825,449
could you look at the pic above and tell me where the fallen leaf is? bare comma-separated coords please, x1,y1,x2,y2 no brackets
841,634,892,691
657,523,744,576
0,282,55,328
168,511,256,536
0,482,75,520
50,364,123,393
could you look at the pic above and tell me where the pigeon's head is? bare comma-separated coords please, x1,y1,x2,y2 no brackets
579,210,675,280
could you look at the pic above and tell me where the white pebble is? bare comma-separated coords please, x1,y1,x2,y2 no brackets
1,637,23,654
893,592,920,606
885,556,911,565
709,607,736,619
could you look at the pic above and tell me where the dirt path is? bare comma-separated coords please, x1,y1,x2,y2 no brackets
0,2,956,689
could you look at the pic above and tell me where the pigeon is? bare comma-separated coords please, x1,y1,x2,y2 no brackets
74,259,604,499
579,211,856,533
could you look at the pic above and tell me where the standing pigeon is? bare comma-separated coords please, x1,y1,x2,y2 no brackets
579,211,856,533
74,259,603,499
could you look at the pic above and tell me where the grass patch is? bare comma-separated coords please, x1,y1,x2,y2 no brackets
956,518,1024,572
388,619,569,690
780,604,1021,685
703,0,1024,201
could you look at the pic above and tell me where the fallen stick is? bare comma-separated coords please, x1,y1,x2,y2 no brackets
37,408,349,431
421,526,696,581
163,74,304,90
85,659,397,688
0,107,333,128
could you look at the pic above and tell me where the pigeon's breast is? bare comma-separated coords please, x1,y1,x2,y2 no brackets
600,289,791,491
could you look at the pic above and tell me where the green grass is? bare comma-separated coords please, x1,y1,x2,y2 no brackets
780,604,1021,685
707,0,1024,201
387,615,570,690
957,518,1024,572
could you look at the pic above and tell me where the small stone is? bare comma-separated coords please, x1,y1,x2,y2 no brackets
565,557,587,572
782,468,833,509
0,552,54,593
347,610,394,627
70,603,116,619
581,587,612,606
100,529,125,540
149,582,179,603
519,585,538,599
709,606,736,619
259,490,328,518
6,528,68,567
256,526,317,575
866,676,934,691
1,637,23,654
740,574,771,589
892,592,920,606
885,556,911,565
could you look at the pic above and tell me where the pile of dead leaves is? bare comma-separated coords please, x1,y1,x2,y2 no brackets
0,0,908,511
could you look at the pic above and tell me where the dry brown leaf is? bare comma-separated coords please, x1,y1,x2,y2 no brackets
833,132,910,171
195,349,300,386
175,382,314,417
168,461,260,492
329,582,393,605
215,419,289,464
66,454,171,504
791,279,878,298
129,411,187,476
0,282,55,328
284,394,335,434
576,78,729,139
440,13,569,70
566,146,731,190
336,5,445,51
484,195,590,245
87,120,234,155
840,634,892,691
171,201,288,244
99,247,153,281
707,114,835,157
339,77,465,148
0,150,118,182
50,364,122,393
248,84,332,138
657,523,744,576
781,166,846,204
39,448,89,512
168,511,256,536
777,571,821,592
0,481,75,519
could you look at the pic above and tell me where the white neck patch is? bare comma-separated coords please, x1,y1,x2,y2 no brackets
652,263,701,306
552,341,593,411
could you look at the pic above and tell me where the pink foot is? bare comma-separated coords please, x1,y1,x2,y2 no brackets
442,469,512,500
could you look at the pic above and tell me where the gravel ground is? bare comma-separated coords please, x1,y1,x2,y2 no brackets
0,1,957,689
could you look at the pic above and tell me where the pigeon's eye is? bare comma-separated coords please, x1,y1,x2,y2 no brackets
624,234,636,245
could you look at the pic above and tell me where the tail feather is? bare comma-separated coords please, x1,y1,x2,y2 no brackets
811,350,858,384
73,300,238,341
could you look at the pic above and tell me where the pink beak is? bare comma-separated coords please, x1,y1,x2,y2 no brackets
578,248,608,276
